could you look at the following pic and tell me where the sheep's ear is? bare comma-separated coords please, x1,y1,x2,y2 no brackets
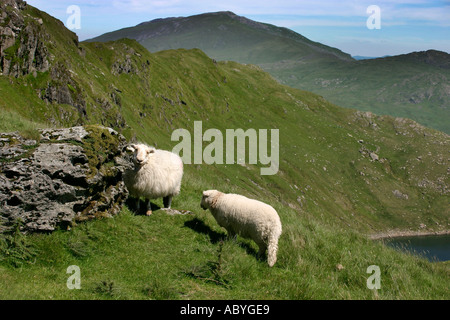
147,147,156,154
126,145,135,153
202,190,210,197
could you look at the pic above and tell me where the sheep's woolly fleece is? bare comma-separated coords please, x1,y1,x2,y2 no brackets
124,144,183,200
201,190,282,267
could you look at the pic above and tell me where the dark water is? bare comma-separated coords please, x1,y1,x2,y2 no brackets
384,234,450,262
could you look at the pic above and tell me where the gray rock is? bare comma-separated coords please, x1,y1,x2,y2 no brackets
0,0,49,77
392,189,409,200
369,152,379,161
0,125,130,232
159,208,193,216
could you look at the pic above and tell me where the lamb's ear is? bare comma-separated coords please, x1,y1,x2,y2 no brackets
203,190,212,197
147,147,156,154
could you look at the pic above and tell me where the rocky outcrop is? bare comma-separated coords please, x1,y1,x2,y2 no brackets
0,126,131,232
41,62,87,117
0,0,50,77
111,54,136,75
1,0,89,120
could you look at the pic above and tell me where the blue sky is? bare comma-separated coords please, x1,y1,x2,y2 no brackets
26,0,450,57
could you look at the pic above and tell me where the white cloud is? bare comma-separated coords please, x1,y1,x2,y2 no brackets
390,6,450,26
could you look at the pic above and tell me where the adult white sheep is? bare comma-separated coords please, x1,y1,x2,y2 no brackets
124,143,183,215
200,190,282,267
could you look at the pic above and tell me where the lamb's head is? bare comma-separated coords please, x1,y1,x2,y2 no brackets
201,190,220,210
126,144,156,167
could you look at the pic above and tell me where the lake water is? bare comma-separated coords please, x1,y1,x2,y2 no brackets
383,234,450,262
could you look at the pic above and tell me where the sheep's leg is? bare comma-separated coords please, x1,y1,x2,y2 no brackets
163,195,173,209
145,199,152,216
257,243,267,261
136,198,140,213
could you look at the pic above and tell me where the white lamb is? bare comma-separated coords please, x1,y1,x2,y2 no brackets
200,190,282,267
124,143,183,215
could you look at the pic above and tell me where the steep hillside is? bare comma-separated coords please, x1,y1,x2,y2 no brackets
0,0,449,300
88,12,450,134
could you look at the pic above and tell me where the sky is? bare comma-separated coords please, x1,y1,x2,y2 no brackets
25,0,450,57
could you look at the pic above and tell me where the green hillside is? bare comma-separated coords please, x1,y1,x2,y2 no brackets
268,49,450,135
0,1,449,300
88,11,450,134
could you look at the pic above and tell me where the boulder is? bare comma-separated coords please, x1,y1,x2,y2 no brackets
0,125,131,232
369,152,379,161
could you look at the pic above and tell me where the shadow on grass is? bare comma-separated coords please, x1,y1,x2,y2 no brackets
183,218,259,259
184,217,224,244
125,197,161,215
236,240,258,260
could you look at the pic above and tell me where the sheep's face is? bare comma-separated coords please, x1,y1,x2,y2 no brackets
200,193,209,210
127,144,155,167
201,190,218,210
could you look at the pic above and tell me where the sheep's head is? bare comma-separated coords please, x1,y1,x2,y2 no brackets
126,144,155,167
201,190,219,210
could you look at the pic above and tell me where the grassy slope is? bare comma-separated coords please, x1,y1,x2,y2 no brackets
1,207,449,300
0,5,449,300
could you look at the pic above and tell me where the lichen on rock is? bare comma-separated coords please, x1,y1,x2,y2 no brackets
0,125,131,232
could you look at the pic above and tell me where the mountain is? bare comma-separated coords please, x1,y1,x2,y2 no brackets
88,12,450,134
87,11,353,64
0,1,449,299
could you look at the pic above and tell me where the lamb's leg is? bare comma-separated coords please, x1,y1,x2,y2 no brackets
257,243,267,261
145,199,152,216
163,195,173,209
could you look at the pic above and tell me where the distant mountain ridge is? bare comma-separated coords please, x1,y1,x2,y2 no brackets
87,12,450,134
87,11,353,63
395,49,450,69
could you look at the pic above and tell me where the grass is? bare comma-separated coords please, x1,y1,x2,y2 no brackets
0,109,45,134
1,179,448,300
